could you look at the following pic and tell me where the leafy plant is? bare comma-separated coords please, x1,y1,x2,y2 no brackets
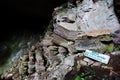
75,76,84,80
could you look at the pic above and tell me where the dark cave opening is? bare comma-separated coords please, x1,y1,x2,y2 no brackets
114,0,120,22
0,0,67,42
0,0,67,65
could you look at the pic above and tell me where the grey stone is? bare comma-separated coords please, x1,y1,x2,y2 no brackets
28,61,35,74
41,38,53,46
75,38,105,51
51,33,73,47
58,47,67,54
21,55,29,61
35,62,45,73
92,62,101,67
48,46,58,51
46,53,83,80
68,44,77,53
53,25,78,41
83,58,94,66
79,60,87,66
111,51,120,55
31,45,36,52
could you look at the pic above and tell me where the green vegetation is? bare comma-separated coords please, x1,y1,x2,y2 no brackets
50,51,58,55
100,35,112,42
21,66,27,71
102,44,120,53
75,76,84,80
102,44,114,53
0,64,8,74
115,45,120,51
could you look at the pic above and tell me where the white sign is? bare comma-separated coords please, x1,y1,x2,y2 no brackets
84,50,110,64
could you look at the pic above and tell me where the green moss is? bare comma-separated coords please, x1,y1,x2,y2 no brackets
115,45,120,51
102,44,114,53
0,58,11,74
0,65,8,74
100,35,112,42
22,61,28,64
77,64,81,71
50,51,58,55
107,44,114,53
21,66,27,71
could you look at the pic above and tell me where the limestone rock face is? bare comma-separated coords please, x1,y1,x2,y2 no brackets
53,0,120,38
76,0,119,33
75,38,105,50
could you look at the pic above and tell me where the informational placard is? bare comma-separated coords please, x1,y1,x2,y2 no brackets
84,50,110,64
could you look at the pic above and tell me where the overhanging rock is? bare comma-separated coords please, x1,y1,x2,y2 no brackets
53,0,120,39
